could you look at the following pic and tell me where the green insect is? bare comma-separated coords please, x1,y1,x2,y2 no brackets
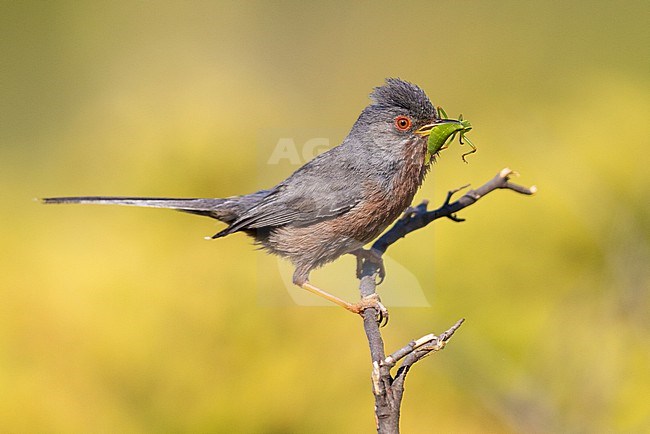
425,106,477,163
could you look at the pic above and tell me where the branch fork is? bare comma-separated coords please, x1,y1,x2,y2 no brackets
357,168,535,433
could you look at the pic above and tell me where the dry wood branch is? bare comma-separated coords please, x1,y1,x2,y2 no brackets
371,168,537,255
358,168,535,433
384,318,465,368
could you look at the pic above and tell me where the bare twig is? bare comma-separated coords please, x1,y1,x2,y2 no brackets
372,168,537,254
384,318,465,368
358,168,535,433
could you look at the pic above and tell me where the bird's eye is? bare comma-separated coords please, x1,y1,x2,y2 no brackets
394,116,412,131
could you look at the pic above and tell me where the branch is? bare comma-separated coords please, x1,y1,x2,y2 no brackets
358,168,536,433
383,318,465,369
371,168,537,254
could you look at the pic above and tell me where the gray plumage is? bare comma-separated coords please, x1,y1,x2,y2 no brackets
43,78,440,285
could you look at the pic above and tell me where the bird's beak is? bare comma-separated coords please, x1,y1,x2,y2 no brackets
414,118,461,137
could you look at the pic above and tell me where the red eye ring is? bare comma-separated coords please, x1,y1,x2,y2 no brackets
394,116,412,131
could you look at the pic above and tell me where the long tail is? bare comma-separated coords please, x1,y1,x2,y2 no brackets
42,196,238,222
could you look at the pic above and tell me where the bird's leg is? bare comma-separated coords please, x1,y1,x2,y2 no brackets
350,248,386,283
299,281,359,312
300,282,389,326
294,270,388,325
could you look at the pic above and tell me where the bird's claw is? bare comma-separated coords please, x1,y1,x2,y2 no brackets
352,293,389,327
352,248,386,284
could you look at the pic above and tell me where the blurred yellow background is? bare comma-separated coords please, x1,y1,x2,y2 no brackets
2,1,648,432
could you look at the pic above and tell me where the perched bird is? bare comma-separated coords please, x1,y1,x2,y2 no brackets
44,78,456,320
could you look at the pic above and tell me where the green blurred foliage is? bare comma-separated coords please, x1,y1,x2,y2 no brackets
1,1,649,432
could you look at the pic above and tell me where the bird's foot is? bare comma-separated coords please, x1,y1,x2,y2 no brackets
351,248,386,284
298,280,388,325
351,293,389,327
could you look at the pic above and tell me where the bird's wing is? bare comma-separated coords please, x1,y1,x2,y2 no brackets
214,157,364,237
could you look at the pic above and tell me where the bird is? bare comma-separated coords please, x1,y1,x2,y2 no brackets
43,78,456,322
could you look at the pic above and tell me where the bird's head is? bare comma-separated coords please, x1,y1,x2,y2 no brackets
351,78,458,162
